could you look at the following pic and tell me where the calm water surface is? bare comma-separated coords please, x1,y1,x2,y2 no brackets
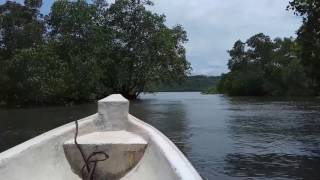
1,92,320,179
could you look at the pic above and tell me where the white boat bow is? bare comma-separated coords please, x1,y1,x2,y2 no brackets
0,94,202,180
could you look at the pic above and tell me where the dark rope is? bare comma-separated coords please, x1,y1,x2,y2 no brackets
74,120,109,180
82,151,109,180
75,120,91,174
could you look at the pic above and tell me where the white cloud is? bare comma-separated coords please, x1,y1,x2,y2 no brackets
149,0,302,75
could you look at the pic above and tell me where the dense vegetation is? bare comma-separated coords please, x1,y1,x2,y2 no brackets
217,0,320,96
0,0,190,105
150,75,220,92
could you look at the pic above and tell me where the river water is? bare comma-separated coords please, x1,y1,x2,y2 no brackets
1,92,320,179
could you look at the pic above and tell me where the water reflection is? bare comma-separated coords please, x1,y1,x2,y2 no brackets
225,97,320,179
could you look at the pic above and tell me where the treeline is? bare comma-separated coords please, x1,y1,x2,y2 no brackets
0,0,190,105
218,0,320,96
217,35,309,96
150,75,220,92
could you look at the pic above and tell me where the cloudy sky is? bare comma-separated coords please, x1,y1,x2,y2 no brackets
5,0,302,75
149,0,302,75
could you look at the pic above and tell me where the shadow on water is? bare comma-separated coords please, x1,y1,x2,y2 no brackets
224,96,320,179
0,103,96,152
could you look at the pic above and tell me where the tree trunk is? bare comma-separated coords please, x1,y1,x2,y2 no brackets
121,92,138,100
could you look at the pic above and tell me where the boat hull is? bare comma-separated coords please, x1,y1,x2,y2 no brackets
0,95,202,180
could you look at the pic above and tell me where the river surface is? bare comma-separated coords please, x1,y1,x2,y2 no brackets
1,92,320,179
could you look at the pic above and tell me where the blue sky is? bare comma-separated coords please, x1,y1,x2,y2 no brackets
2,0,302,75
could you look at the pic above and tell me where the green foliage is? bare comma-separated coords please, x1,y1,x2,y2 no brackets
288,0,320,93
218,0,320,97
0,1,44,59
24,0,43,9
6,45,67,105
0,0,190,105
104,0,190,98
47,0,107,101
218,34,310,96
0,1,45,104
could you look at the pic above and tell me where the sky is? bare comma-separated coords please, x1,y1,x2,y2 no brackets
148,0,302,75
3,0,302,76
